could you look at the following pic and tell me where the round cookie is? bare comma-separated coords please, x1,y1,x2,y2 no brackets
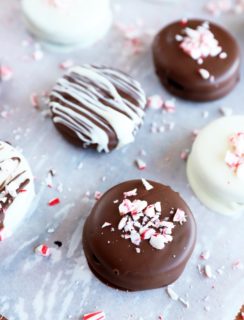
0,141,35,240
187,116,244,215
21,0,112,50
49,65,146,152
83,179,196,291
153,19,240,101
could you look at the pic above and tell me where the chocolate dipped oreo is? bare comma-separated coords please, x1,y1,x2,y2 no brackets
0,141,35,240
83,179,196,291
153,19,240,101
49,65,146,152
187,116,244,215
22,0,112,50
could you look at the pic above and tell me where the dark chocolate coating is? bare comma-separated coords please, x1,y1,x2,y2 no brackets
153,19,240,101
83,180,196,291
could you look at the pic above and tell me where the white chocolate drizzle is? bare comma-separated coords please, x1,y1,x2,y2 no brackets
49,65,146,152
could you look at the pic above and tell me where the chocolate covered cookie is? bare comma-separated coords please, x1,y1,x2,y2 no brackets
83,179,196,291
187,116,244,215
0,141,35,240
22,0,112,50
153,19,240,101
49,65,146,152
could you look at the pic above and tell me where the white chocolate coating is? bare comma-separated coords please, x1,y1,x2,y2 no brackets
21,0,112,49
0,142,35,239
187,116,244,215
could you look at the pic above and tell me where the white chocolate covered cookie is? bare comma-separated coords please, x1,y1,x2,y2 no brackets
21,0,112,50
187,116,244,215
0,142,35,240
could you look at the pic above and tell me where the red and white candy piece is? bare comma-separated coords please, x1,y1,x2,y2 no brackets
0,66,13,81
163,99,176,113
59,59,74,70
83,311,105,320
179,22,222,61
147,95,164,110
48,197,60,206
225,151,239,168
136,158,147,170
225,132,244,178
229,132,244,156
119,199,133,215
95,191,102,200
173,209,187,225
35,244,51,257
124,188,137,197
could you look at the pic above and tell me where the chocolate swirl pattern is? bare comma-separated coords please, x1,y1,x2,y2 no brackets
49,65,146,152
0,142,35,240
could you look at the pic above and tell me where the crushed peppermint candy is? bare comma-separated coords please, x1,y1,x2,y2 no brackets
45,170,54,188
200,250,210,260
173,208,187,225
59,59,74,70
136,159,147,170
178,21,223,60
180,149,190,161
83,311,106,320
124,188,137,197
225,132,244,178
34,244,51,257
176,21,228,81
163,99,176,113
0,66,13,81
141,178,154,191
147,95,164,110
48,197,60,206
95,191,102,200
110,180,186,250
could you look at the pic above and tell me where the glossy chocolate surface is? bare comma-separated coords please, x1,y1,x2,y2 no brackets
83,180,196,291
153,19,240,101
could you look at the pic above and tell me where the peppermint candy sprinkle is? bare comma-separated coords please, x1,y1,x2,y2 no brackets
114,180,186,250
178,22,223,61
35,244,51,257
225,132,244,179
83,311,105,320
141,178,154,191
